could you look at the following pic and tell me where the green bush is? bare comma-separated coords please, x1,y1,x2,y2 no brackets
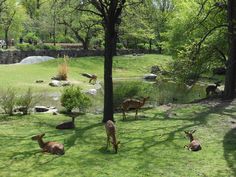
0,88,17,116
113,81,151,108
16,88,40,115
56,35,76,43
61,86,91,113
137,43,149,50
16,43,36,51
37,44,61,50
24,32,39,43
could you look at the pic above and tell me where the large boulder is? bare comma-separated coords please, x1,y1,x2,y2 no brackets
144,73,157,80
20,56,55,64
49,80,70,87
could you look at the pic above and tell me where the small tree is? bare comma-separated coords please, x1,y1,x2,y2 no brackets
17,88,40,115
61,86,91,113
0,88,17,116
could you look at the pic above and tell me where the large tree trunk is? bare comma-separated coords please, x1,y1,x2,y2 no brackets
224,0,236,99
4,29,8,49
102,22,116,123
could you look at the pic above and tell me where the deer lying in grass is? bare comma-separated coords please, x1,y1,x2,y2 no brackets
122,96,149,120
184,130,202,151
105,120,120,153
56,116,75,129
81,73,97,84
206,81,220,96
31,133,65,155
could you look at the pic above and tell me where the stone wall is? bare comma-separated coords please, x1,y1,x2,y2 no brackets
0,49,157,64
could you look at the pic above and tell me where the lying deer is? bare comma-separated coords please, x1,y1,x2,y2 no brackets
81,73,97,84
31,133,65,155
184,130,202,151
56,116,75,129
206,81,220,96
105,120,120,153
122,96,149,120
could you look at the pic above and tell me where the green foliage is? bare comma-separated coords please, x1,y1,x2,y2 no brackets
61,86,91,113
0,88,17,116
37,44,61,50
16,88,40,115
24,32,39,43
16,43,36,51
113,81,151,108
56,35,76,43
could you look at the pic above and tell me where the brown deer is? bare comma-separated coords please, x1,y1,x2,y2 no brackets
81,73,97,84
31,133,65,155
105,120,120,153
56,116,75,129
122,96,149,120
206,81,220,96
184,130,202,151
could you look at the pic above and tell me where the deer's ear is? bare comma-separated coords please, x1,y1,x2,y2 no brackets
41,133,45,137
117,141,120,145
191,130,196,134
184,131,188,134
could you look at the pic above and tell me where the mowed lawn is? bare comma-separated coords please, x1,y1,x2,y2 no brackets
0,101,235,177
0,54,171,92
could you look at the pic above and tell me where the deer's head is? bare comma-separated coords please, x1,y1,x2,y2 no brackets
31,133,45,140
184,130,196,139
112,141,120,153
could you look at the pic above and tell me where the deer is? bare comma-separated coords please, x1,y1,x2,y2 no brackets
122,96,149,120
105,120,120,153
81,73,97,84
184,130,202,151
206,81,220,96
31,133,65,155
56,116,75,129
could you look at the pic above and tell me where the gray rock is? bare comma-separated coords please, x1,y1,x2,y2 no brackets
144,73,157,80
49,80,70,87
19,56,55,64
35,106,49,112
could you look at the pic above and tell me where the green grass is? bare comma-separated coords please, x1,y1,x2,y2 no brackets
0,101,235,177
0,54,171,92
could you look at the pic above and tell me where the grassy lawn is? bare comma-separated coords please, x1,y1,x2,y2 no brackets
0,54,171,92
0,101,235,177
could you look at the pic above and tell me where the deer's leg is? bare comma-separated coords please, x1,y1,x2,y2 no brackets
106,135,110,149
135,109,138,119
89,78,92,83
122,109,126,120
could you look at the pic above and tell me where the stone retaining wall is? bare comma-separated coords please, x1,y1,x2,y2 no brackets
0,49,157,64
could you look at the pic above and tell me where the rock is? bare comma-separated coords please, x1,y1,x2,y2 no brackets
49,80,70,87
35,106,49,112
14,106,27,113
144,73,157,80
151,65,161,74
19,56,55,64
35,80,44,83
85,89,97,95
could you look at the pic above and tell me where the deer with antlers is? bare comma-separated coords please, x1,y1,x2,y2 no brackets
122,96,149,120
105,120,120,153
184,130,202,151
31,133,65,155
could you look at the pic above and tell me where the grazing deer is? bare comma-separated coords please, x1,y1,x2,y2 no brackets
81,73,97,84
206,81,220,96
184,130,202,151
122,96,149,120
105,120,120,153
31,133,65,155
56,116,75,129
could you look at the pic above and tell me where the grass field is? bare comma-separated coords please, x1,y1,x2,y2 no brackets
0,54,235,177
0,101,235,177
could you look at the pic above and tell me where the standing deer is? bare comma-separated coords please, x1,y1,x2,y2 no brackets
31,133,65,155
105,120,120,153
81,73,97,84
206,81,220,96
184,130,202,151
122,96,149,120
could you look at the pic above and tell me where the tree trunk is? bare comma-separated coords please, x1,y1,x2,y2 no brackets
102,22,116,123
224,0,236,99
149,39,152,52
4,29,8,49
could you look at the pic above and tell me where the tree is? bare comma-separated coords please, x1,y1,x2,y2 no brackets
78,0,142,122
224,0,236,99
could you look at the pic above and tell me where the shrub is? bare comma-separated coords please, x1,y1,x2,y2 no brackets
16,43,36,51
37,44,61,50
24,32,39,43
57,56,68,81
56,35,76,43
16,88,40,115
0,88,17,116
113,81,151,108
61,86,91,113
